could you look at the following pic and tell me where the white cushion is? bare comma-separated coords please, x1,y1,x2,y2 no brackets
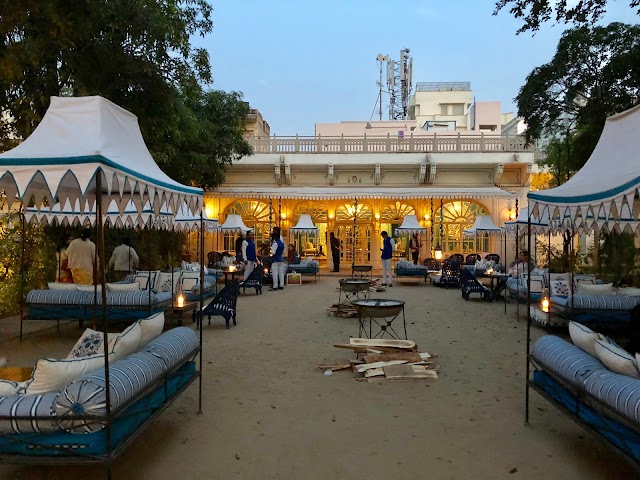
0,380,20,396
48,282,77,291
619,287,640,297
25,354,107,394
594,339,640,379
577,283,614,296
181,276,199,292
569,321,605,357
67,328,104,359
110,322,142,361
138,312,165,346
76,284,102,293
133,274,151,290
549,272,571,283
550,280,570,296
107,281,140,292
135,270,161,290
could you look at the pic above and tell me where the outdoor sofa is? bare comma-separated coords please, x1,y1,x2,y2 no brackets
0,314,199,459
286,258,320,283
394,260,429,283
529,331,640,468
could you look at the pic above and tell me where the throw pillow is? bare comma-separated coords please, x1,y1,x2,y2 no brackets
181,277,199,292
619,287,640,297
0,379,20,396
577,283,614,296
67,328,104,359
76,284,102,293
569,321,605,357
138,312,165,346
549,272,571,283
134,275,151,290
48,282,77,291
135,270,161,291
594,338,640,379
25,354,107,394
107,282,140,292
111,321,142,361
550,280,570,296
156,272,180,294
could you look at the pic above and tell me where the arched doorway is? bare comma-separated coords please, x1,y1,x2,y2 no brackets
379,201,417,259
433,200,489,255
335,202,373,265
225,200,272,252
292,201,328,257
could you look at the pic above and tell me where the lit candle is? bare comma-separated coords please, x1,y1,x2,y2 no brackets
541,288,550,313
177,293,185,308
486,268,494,275
229,265,237,272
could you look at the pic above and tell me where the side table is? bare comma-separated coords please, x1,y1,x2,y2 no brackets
172,301,198,326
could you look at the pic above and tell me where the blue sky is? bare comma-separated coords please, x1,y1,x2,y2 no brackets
197,1,637,136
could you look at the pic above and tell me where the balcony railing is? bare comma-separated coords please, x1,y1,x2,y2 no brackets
248,134,533,154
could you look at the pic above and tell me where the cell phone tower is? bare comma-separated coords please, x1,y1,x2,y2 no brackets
376,48,413,120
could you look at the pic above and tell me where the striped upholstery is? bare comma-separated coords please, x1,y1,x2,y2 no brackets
531,336,606,388
568,294,640,310
0,393,58,434
56,350,168,433
26,290,90,306
143,327,199,368
583,371,640,424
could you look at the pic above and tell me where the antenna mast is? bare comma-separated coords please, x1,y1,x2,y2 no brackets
376,48,413,120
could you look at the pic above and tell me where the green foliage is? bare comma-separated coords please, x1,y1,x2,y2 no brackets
593,231,640,285
0,214,56,318
0,0,251,187
536,241,587,273
494,0,640,34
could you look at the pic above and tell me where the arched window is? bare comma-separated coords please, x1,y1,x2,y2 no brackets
292,201,328,223
379,202,416,222
434,200,489,254
225,201,272,250
335,202,373,221
292,201,328,257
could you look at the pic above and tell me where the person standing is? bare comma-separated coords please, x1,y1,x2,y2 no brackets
235,233,245,262
410,233,421,265
108,237,140,280
67,228,97,285
330,232,340,272
269,231,285,291
241,231,257,281
380,231,395,287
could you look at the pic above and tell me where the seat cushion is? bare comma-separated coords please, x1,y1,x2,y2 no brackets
531,335,607,388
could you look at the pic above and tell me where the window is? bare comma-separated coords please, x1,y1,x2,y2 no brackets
433,201,489,254
452,104,465,116
440,104,449,116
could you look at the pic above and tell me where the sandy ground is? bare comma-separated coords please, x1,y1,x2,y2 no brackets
0,273,637,480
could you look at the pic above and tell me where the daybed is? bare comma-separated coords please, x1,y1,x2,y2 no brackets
551,294,640,326
286,258,319,283
529,332,640,469
0,316,199,461
394,260,428,283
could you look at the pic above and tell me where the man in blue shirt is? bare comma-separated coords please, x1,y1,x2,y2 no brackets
269,231,286,290
380,231,395,287
241,231,257,282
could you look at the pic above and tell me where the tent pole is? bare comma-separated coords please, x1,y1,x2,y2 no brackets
19,206,25,341
198,210,204,415
171,226,175,302
96,172,113,469
547,229,551,325
525,208,532,425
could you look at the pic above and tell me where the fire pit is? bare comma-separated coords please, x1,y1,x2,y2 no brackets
338,279,371,305
351,264,373,279
351,299,406,340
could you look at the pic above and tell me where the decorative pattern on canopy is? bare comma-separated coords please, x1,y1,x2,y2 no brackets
0,96,202,216
528,104,640,234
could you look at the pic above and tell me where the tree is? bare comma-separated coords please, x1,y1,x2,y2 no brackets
517,23,640,177
0,1,251,187
494,0,640,34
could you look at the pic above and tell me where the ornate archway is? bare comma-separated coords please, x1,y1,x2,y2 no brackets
379,201,416,222
434,200,489,254
292,201,329,257
335,202,373,264
335,202,373,222
225,200,272,250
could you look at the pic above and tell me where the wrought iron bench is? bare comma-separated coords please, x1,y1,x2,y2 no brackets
196,280,239,329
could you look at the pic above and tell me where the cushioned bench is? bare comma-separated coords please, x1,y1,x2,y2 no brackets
0,326,199,459
551,294,640,326
394,260,428,283
530,335,640,468
287,261,319,283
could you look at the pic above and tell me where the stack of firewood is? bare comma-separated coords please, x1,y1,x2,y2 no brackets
316,338,439,383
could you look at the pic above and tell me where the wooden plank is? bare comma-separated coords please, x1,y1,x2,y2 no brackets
315,362,352,371
350,338,416,349
364,368,384,378
383,364,439,379
356,360,407,373
364,352,422,364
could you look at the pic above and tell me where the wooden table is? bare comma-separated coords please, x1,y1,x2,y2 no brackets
220,267,244,285
172,301,198,326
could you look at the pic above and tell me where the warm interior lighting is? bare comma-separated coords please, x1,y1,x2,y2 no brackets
486,267,494,275
328,213,334,220
374,213,380,220
424,213,430,221
434,245,443,261
205,202,216,219
177,293,185,308
281,213,286,220
508,211,516,221
228,265,237,272
264,267,269,274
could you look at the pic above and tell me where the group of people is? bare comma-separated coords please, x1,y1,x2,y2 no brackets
57,229,140,285
234,227,287,291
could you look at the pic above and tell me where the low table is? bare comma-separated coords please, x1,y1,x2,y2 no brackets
220,266,244,285
172,301,198,326
352,299,407,340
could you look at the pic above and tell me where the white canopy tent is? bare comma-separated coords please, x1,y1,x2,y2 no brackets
463,215,504,236
173,202,219,232
504,208,550,236
0,96,202,214
218,214,251,233
528,104,640,234
395,214,427,235
290,214,318,233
